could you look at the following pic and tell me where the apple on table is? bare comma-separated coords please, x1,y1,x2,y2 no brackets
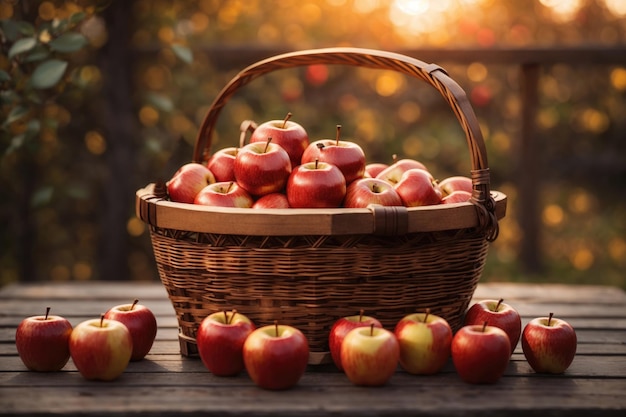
15,307,73,372
166,162,215,204
194,181,254,208
249,112,309,169
243,321,309,390
104,299,157,361
234,138,292,197
394,309,453,375
464,298,522,355
69,314,133,381
286,159,346,208
328,310,382,372
522,312,577,374
196,310,255,376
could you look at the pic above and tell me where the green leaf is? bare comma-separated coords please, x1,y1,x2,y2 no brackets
0,70,10,82
50,32,88,53
146,92,174,112
23,45,50,63
17,21,36,36
8,37,37,59
31,59,68,89
69,12,87,25
5,133,25,154
3,106,29,126
171,44,193,64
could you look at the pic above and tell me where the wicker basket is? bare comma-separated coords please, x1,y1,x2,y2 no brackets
135,47,507,364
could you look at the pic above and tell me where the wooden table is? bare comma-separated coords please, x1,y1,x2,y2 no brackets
1,281,625,416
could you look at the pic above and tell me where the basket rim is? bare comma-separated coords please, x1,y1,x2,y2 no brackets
136,182,506,236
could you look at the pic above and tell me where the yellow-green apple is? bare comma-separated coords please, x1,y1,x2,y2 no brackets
15,307,72,372
394,168,442,207
364,162,388,178
194,182,254,208
340,324,399,386
166,162,215,204
249,112,309,168
196,310,255,376
376,158,427,186
300,125,366,184
442,190,472,204
286,159,346,208
243,322,309,390
439,175,472,197
394,310,453,375
521,312,577,374
328,310,382,372
343,178,402,208
69,315,133,381
252,192,290,209
451,322,510,384
104,299,157,361
234,138,292,196
464,298,521,355
207,147,238,182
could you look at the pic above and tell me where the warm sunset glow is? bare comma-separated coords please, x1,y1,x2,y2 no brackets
539,0,583,22
602,0,626,16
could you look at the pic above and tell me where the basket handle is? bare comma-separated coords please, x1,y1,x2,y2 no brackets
194,47,498,240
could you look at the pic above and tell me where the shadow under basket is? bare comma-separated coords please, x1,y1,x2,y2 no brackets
135,47,507,365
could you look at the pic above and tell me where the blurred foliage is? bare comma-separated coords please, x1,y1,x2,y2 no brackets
1,0,625,288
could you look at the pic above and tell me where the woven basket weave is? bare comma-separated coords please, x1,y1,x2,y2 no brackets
136,47,507,364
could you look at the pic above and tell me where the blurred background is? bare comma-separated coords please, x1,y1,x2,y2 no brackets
1,0,624,289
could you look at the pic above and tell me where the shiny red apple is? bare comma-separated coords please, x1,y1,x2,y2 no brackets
343,177,402,208
252,192,290,209
522,312,577,374
104,299,157,361
249,112,309,168
364,162,388,178
442,190,472,204
376,158,427,186
464,298,521,355
328,310,382,372
166,162,215,204
234,138,292,196
194,181,254,208
286,159,346,208
394,168,442,207
206,147,238,182
439,175,473,197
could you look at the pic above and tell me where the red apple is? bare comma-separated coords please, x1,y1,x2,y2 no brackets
104,299,157,361
340,324,400,387
439,175,473,197
522,312,577,374
166,162,215,204
442,190,472,204
300,125,366,184
252,192,290,209
249,112,309,168
343,178,403,208
394,168,442,207
194,181,254,208
69,314,133,381
328,310,383,372
234,138,292,196
286,159,346,208
364,162,388,178
196,310,255,376
394,310,453,375
243,322,309,390
207,147,238,182
376,158,427,186
451,322,511,384
15,307,72,372
464,298,522,355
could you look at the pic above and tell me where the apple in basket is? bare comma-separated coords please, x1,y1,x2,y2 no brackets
522,312,577,374
301,125,366,184
15,307,73,372
394,168,443,207
464,298,522,355
243,322,309,390
194,181,254,208
69,314,133,381
234,138,292,197
343,177,403,208
328,310,383,371
252,192,290,209
104,299,158,361
286,159,346,208
394,309,453,375
166,162,216,204
197,310,256,376
364,162,389,178
376,158,427,186
451,322,511,384
442,190,472,204
249,112,309,169
340,324,400,387
207,147,238,182
439,175,473,197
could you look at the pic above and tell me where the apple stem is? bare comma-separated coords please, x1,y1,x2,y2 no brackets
131,299,139,311
315,158,320,170
229,309,237,325
423,308,431,323
44,307,51,320
370,323,375,337
227,182,234,193
282,112,292,129
274,320,279,337
264,137,273,153
392,154,397,163
495,298,504,311
548,312,554,326
100,313,105,328
335,124,341,146
482,321,488,332
359,309,364,323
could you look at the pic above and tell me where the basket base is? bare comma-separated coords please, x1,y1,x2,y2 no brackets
178,333,332,365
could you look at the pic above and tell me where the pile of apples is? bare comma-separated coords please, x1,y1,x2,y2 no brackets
15,301,158,381
192,300,577,390
166,113,474,208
